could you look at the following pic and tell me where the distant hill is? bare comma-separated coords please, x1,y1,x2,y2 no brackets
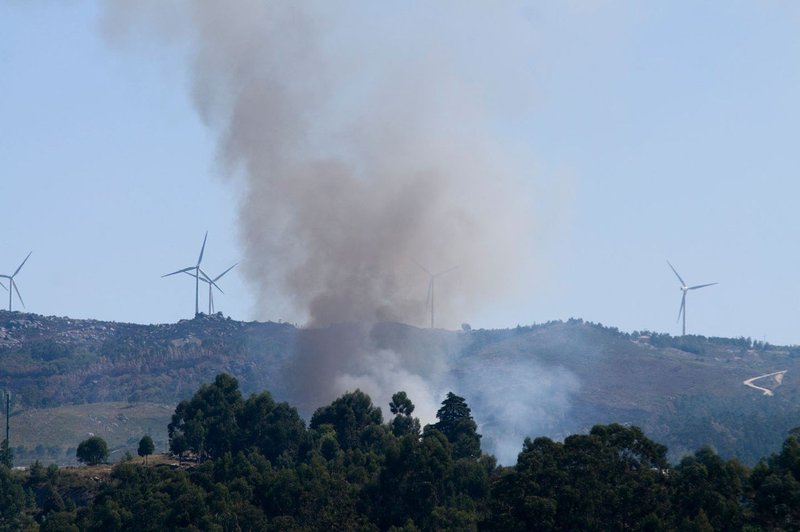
0,311,798,465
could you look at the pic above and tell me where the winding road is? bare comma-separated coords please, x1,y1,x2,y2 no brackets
743,370,787,396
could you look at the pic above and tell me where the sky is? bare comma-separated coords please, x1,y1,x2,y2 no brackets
2,1,800,344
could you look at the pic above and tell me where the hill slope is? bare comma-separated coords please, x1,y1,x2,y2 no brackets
0,311,797,464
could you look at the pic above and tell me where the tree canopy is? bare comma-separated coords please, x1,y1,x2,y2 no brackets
137,435,155,464
76,436,108,465
2,374,800,530
434,391,481,459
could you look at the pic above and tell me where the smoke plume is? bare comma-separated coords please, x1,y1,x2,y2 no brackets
105,1,538,327
105,2,575,462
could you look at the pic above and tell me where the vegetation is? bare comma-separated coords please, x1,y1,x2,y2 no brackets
3,312,800,467
137,435,154,464
76,436,108,465
0,374,797,530
0,438,12,468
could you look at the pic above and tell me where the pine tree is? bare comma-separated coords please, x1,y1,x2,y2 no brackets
434,392,481,459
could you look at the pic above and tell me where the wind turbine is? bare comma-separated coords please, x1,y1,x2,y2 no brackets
415,261,458,329
667,260,717,336
183,263,237,315
163,232,208,317
0,252,31,312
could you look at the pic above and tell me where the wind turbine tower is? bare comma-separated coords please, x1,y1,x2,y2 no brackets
667,260,717,336
163,232,208,317
415,262,458,329
0,252,32,312
184,263,237,315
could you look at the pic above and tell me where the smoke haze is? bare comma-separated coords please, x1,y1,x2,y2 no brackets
104,1,540,327
105,1,575,462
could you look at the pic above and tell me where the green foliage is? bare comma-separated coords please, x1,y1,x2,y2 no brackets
9,374,800,530
749,434,800,530
390,391,415,416
310,389,383,451
76,436,108,465
434,392,481,459
168,373,244,459
487,425,673,530
170,433,188,464
0,439,12,468
4,314,800,473
168,374,308,465
0,465,31,527
390,391,421,438
41,511,79,532
239,391,308,462
672,446,748,531
137,435,154,463
29,460,46,482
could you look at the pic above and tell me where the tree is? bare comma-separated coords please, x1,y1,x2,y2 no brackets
76,436,108,465
138,435,155,464
434,392,481,459
750,434,800,530
168,373,244,460
238,391,308,463
171,433,189,465
0,439,12,468
390,391,414,416
0,465,30,528
389,391,420,437
310,389,383,451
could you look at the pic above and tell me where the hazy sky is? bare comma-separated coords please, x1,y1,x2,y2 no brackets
3,2,800,344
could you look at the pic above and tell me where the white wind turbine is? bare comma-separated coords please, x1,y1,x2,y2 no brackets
415,261,458,329
162,232,208,317
184,263,237,315
667,260,717,336
0,252,31,312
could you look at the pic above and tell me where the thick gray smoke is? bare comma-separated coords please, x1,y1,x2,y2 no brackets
105,2,576,462
104,1,538,327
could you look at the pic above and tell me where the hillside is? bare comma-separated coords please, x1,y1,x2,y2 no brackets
0,311,798,465
458,320,800,462
0,311,295,406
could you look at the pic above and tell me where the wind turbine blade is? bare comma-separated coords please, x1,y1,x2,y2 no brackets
12,281,24,309
199,269,224,293
666,260,685,286
183,271,209,283
198,268,214,283
413,259,432,276
197,231,208,266
677,293,685,323
162,266,195,278
12,251,32,278
213,263,238,282
0,280,6,292
689,282,718,290
433,265,459,277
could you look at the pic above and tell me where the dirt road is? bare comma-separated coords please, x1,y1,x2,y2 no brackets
743,370,787,396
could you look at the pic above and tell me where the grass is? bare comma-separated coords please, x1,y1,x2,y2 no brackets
7,402,173,465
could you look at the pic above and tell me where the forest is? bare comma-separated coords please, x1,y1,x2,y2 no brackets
1,373,799,531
